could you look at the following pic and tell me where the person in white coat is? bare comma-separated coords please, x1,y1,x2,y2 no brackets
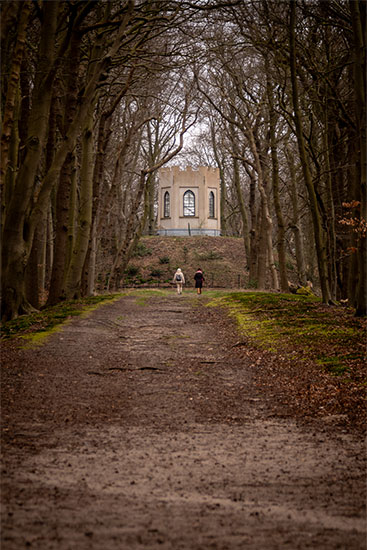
173,268,185,295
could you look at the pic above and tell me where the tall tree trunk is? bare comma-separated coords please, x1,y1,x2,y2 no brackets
1,2,59,321
47,32,81,305
256,204,268,289
349,0,366,316
1,3,135,320
47,152,77,305
285,147,307,286
289,1,332,303
81,112,110,296
100,138,139,291
146,173,156,235
65,111,94,299
144,121,163,236
248,128,279,290
2,83,20,236
248,173,258,284
67,159,78,277
25,230,40,309
107,171,147,291
25,220,46,309
0,1,32,189
87,223,97,296
229,114,250,265
42,100,57,299
329,122,347,299
345,137,359,302
45,204,54,293
323,117,337,300
210,120,227,235
232,155,251,264
39,220,47,301
81,74,136,294
266,62,288,291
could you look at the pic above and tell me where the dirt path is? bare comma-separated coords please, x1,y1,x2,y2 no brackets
1,294,366,549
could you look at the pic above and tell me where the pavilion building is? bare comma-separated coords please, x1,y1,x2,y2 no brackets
157,166,221,236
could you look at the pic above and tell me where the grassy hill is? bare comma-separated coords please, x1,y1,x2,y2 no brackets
125,236,248,289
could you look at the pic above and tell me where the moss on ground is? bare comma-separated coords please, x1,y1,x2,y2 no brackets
3,289,365,386
1,289,171,343
1,294,126,341
207,291,366,381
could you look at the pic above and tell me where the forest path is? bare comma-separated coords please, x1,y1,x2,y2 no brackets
1,293,365,549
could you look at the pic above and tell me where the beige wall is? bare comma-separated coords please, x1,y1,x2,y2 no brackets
157,166,221,236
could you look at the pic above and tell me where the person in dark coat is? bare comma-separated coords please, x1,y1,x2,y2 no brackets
194,268,205,294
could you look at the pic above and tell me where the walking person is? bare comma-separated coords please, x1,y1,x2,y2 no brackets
173,268,185,295
194,268,205,295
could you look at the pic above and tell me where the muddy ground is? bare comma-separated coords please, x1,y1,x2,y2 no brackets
1,293,366,549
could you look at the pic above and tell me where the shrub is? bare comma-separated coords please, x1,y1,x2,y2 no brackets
159,256,170,264
150,268,162,278
132,242,153,257
125,265,140,277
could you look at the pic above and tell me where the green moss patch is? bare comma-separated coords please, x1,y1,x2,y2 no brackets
1,294,125,341
207,291,366,381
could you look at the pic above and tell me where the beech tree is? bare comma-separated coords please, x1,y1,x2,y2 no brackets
193,15,282,289
1,0,198,319
2,0,365,319
185,0,365,309
349,0,366,315
2,1,138,319
289,1,333,303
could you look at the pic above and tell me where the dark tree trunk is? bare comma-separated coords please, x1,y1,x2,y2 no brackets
289,1,332,303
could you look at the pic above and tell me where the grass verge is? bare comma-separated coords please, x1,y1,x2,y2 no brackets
1,294,126,343
207,291,366,384
0,289,173,344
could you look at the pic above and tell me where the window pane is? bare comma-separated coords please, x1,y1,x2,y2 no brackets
209,191,215,217
183,190,195,216
164,191,170,217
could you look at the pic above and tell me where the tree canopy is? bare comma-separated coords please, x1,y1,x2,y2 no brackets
1,0,365,321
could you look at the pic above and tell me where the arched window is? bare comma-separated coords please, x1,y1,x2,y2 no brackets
163,191,170,218
183,190,195,216
209,191,215,218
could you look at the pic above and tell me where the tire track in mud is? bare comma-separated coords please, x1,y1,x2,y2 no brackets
1,293,365,550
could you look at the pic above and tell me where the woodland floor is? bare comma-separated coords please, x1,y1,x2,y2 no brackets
1,293,366,550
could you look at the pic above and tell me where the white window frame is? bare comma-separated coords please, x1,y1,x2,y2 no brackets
183,190,195,217
163,191,170,218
